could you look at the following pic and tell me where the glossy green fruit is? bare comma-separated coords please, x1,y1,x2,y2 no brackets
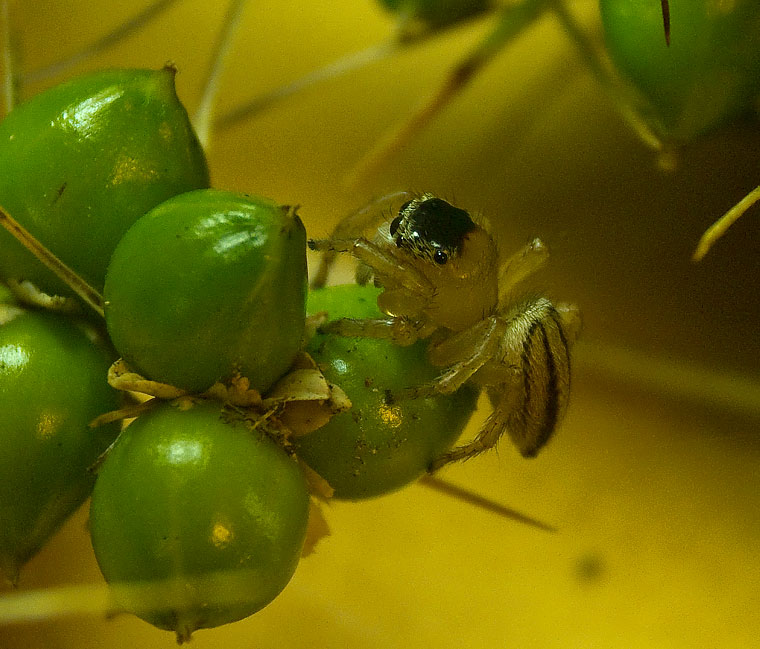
378,0,490,28
89,401,310,641
600,0,760,140
294,284,478,499
0,67,210,297
103,189,307,394
0,308,119,584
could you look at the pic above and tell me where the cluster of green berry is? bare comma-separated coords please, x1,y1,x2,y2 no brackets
0,64,477,641
2,0,758,640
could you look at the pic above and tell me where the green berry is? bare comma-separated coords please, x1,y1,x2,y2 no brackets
0,67,210,297
0,308,119,584
294,284,478,499
89,401,310,641
103,189,307,394
600,0,760,140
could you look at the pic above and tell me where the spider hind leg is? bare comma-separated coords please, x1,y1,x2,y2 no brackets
430,297,575,471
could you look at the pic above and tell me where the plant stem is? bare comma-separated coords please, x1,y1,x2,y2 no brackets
0,205,104,318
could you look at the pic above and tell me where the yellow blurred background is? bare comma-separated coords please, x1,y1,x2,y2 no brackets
1,0,759,647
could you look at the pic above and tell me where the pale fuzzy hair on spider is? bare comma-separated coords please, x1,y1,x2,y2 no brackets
308,193,579,471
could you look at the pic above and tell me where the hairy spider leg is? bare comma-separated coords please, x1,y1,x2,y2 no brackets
398,316,506,400
310,191,413,288
308,235,438,345
497,238,549,307
309,237,434,301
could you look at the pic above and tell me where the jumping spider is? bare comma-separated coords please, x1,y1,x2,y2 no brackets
308,193,579,472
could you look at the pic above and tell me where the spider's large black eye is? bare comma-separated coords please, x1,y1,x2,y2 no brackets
389,215,402,237
433,249,448,265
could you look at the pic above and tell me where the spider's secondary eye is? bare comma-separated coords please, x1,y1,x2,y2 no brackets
433,249,448,265
390,215,402,237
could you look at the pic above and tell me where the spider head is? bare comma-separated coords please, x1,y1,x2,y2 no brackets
390,195,476,267
389,194,497,281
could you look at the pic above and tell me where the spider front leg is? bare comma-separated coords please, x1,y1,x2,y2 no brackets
497,238,549,306
309,235,438,345
394,316,506,400
429,297,575,472
318,314,433,346
308,236,435,303
310,191,413,288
